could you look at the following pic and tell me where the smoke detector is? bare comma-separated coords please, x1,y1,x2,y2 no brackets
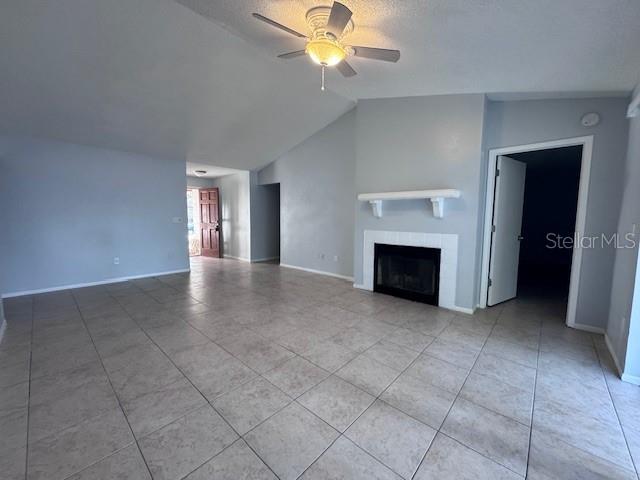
194,170,207,177
581,112,600,127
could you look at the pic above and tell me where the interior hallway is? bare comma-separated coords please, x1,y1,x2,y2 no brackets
1,257,639,479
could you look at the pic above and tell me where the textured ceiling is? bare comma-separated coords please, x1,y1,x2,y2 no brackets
178,0,640,99
0,0,354,170
1,0,639,172
186,162,244,178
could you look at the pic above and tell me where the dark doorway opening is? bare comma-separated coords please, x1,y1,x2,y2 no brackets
511,146,582,298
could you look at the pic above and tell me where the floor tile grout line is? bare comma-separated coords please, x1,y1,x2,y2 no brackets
23,297,34,480
524,306,543,479
409,318,498,479
59,441,139,480
294,317,447,480
17,267,627,479
107,290,284,480
534,326,639,476
410,306,530,479
182,316,291,379
68,289,156,480
177,438,279,480
184,340,361,478
294,310,527,478
397,324,538,430
593,336,640,477
454,369,534,427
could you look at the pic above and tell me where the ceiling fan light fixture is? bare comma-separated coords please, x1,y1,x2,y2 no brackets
305,39,346,67
253,0,400,88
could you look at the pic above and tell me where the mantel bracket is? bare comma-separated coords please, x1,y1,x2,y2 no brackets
369,200,383,218
430,197,445,218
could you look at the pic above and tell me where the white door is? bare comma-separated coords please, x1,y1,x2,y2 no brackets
488,156,527,306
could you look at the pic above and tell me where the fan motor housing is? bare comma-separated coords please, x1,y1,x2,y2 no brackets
306,6,354,40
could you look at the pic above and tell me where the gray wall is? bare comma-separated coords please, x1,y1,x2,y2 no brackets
607,99,640,377
354,95,487,309
186,176,215,189
485,97,630,329
250,172,280,262
0,136,189,295
210,172,251,261
259,95,630,321
258,109,356,279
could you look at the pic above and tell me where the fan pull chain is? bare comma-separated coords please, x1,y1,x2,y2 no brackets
321,65,325,91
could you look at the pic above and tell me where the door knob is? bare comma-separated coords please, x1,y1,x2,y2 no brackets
517,235,524,241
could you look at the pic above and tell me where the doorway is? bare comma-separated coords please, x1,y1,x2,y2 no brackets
186,188,201,257
199,188,221,257
480,136,593,328
252,183,281,262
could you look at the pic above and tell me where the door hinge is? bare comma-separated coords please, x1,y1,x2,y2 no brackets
495,169,500,177
491,225,496,233
488,278,493,287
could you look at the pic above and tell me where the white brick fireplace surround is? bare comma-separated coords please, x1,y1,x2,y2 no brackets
358,230,463,312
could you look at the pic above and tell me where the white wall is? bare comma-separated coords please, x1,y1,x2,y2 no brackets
607,89,640,380
354,94,487,310
485,97,630,330
0,136,190,295
258,109,356,279
210,172,251,261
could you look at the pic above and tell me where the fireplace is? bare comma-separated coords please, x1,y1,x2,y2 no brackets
374,243,441,305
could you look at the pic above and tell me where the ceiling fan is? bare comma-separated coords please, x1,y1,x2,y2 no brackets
252,1,400,90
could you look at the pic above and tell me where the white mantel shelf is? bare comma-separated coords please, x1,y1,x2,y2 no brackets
358,189,461,219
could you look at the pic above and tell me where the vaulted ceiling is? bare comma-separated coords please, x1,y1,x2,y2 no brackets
2,0,639,170
180,0,640,100
0,0,353,170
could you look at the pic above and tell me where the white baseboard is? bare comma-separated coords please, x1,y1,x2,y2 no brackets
621,373,640,386
353,283,367,290
570,322,605,334
1,268,191,298
605,333,624,376
448,305,476,315
251,257,280,263
280,263,354,282
223,254,251,262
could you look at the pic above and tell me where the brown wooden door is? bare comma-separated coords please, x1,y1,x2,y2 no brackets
199,188,220,257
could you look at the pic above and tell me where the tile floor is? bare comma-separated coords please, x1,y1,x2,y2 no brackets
1,257,639,479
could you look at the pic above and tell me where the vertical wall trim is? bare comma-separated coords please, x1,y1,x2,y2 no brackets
0,300,6,346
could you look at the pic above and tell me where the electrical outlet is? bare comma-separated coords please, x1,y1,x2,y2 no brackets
113,257,120,265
